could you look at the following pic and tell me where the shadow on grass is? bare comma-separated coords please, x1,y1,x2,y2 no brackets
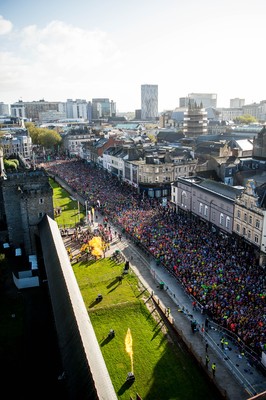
107,277,123,293
75,259,95,268
136,289,146,298
117,378,135,396
144,294,153,304
146,307,157,320
151,322,165,342
88,297,103,309
100,334,115,347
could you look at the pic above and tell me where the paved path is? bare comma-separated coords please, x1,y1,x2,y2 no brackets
64,218,266,400
55,170,266,400
114,238,265,400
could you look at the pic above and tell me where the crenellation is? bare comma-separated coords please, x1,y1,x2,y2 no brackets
0,162,54,254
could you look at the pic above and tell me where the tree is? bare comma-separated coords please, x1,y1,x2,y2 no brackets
234,114,257,125
26,122,62,149
4,158,19,171
147,133,156,143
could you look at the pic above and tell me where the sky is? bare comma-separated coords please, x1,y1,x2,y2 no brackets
0,0,265,112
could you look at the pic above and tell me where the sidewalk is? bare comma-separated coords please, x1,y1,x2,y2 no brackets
62,213,266,400
97,221,266,400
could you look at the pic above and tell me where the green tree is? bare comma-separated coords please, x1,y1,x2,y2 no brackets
26,123,62,149
147,133,156,143
234,114,257,124
4,158,19,171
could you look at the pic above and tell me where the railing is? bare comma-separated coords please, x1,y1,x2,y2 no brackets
50,171,266,379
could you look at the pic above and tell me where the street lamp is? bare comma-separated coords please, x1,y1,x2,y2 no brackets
85,201,88,225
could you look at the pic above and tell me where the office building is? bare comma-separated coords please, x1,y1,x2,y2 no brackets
66,99,90,121
10,100,66,122
91,99,116,121
230,98,245,108
0,102,9,116
180,93,217,109
141,84,158,121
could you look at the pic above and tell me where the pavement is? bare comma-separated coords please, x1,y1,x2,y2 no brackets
64,217,266,400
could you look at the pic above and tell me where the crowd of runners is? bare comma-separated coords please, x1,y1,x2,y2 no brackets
41,158,265,359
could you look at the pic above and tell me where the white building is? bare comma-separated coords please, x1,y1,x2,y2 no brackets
180,93,217,109
66,99,89,120
0,102,9,116
0,129,32,159
230,98,245,108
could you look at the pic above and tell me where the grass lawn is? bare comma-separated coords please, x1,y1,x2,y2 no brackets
51,179,221,400
49,178,85,228
72,257,218,400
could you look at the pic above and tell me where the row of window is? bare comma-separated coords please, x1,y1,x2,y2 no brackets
179,192,262,231
198,203,231,228
235,224,259,243
236,209,260,228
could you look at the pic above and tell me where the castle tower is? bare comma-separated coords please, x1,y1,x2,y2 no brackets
1,169,54,254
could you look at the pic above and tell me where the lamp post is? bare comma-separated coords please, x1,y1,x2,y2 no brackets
74,206,76,227
85,201,88,225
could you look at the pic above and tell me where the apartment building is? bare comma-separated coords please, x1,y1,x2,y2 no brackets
128,155,196,198
0,128,32,159
233,179,266,266
141,84,158,121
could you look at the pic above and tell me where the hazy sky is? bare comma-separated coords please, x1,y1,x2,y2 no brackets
0,0,265,112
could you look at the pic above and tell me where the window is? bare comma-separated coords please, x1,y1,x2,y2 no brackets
199,203,203,214
181,191,187,208
204,205,208,216
226,216,230,229
236,223,240,232
39,198,44,204
249,215,252,224
254,235,259,243
244,213,247,222
220,213,224,225
237,210,241,219
247,230,251,239
255,219,260,229
38,212,44,218
243,227,246,236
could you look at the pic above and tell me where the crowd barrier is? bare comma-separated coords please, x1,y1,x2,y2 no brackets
50,172,266,375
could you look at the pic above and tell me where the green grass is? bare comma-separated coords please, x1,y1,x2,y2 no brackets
73,258,217,400
49,178,85,228
51,179,220,400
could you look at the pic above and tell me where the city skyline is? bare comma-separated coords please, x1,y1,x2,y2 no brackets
0,0,265,112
